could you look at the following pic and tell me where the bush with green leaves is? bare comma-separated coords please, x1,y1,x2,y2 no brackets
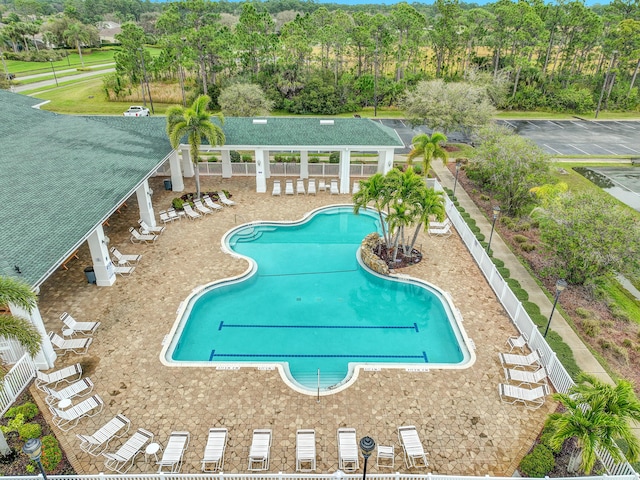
309,156,320,164
229,150,241,163
40,435,63,472
514,234,528,244
492,258,505,268
497,266,510,278
519,444,555,477
581,318,600,337
521,243,536,252
18,422,42,440
241,154,253,163
329,152,340,163
171,198,184,210
5,402,38,420
522,301,541,316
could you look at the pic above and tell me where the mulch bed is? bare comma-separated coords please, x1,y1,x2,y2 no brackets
0,390,75,476
376,245,423,269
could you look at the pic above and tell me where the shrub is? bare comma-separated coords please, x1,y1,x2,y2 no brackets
171,198,184,210
480,194,490,201
506,278,522,290
241,154,253,162
229,150,241,163
413,165,423,175
522,301,541,316
581,318,600,337
309,156,320,163
5,402,38,420
18,422,42,440
612,344,629,364
513,234,528,244
40,435,63,472
611,305,632,322
497,266,510,278
539,432,560,453
521,242,536,252
1,413,25,434
458,206,466,213
512,287,529,302
492,258,505,268
517,221,531,231
274,154,284,163
599,338,612,350
575,307,592,319
530,313,548,328
500,216,516,229
470,225,480,234
519,445,555,477
476,233,485,242
461,212,471,220
329,152,340,163
622,338,633,348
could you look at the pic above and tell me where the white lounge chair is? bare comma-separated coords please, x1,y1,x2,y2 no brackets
35,363,82,391
103,428,154,473
352,181,360,194
428,222,452,237
193,199,213,215
77,414,131,456
398,425,428,468
203,195,224,211
138,219,165,235
308,179,316,195
182,203,202,220
218,191,236,206
49,332,92,355
504,366,549,387
296,179,306,195
285,179,294,195
272,180,281,196
507,334,527,353
337,427,358,472
60,312,100,336
201,427,228,472
52,394,104,431
157,431,190,473
499,349,541,369
129,227,158,244
109,247,142,266
296,429,316,472
330,179,339,194
248,429,272,471
43,378,94,407
499,383,550,409
159,210,175,224
318,179,327,192
167,208,181,221
114,266,135,276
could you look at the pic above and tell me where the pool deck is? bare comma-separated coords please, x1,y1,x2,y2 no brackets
33,175,556,476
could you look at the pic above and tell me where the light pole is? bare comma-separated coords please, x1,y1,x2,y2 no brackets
453,159,462,198
595,50,617,119
543,279,568,338
359,436,375,480
23,438,48,480
49,59,58,87
486,205,500,253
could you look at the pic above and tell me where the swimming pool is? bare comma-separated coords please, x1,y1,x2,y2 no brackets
161,205,475,394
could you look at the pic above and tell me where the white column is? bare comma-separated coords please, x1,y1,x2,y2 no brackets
169,150,184,192
255,149,267,193
377,151,385,173
9,303,56,369
381,149,394,174
339,149,351,194
181,147,194,177
87,226,116,287
221,150,232,178
300,150,309,179
135,180,156,227
263,150,270,178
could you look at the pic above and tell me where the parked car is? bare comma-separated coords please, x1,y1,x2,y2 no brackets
123,106,150,117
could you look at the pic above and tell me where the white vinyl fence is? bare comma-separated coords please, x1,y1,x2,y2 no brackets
155,162,378,178
0,354,37,416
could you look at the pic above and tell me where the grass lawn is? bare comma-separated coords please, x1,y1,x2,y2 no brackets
6,49,116,76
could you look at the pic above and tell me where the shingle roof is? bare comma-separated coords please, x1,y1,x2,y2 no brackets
0,91,172,287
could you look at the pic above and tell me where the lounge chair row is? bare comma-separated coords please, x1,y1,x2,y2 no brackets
428,217,452,237
498,347,550,409
110,246,141,276
273,178,343,196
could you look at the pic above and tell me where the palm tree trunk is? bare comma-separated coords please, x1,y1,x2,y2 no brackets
628,58,640,97
408,221,423,254
194,162,201,198
76,40,84,67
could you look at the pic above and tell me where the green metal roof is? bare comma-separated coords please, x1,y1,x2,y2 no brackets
0,91,172,287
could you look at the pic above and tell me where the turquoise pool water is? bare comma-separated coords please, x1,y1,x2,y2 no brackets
165,206,470,391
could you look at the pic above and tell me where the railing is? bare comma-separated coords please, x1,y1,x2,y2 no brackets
154,162,378,178
0,354,37,416
436,180,637,476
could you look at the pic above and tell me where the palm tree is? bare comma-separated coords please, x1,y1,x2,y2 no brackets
407,132,448,178
166,95,225,199
63,22,91,67
407,187,446,254
546,376,640,474
353,172,393,248
0,277,42,358
385,167,424,259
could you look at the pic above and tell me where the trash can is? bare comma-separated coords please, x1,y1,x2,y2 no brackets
164,179,172,190
84,266,96,284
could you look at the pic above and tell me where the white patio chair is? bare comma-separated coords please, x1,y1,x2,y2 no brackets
428,222,452,237
157,431,190,473
296,429,316,472
103,428,154,473
202,427,228,472
49,332,92,355
35,363,82,391
330,179,339,194
43,377,94,407
203,195,224,211
285,179,294,195
218,191,236,206
337,427,358,472
504,366,549,387
499,349,541,369
77,414,131,456
352,181,360,194
60,312,100,336
307,179,316,195
167,208,181,221
499,383,550,410
138,219,165,235
296,179,306,195
52,394,104,431
398,425,428,468
248,429,272,471
182,203,202,220
129,227,158,244
507,334,527,353
109,247,142,266
272,180,281,196
193,199,213,215
318,179,327,192
159,210,175,224
377,445,395,468
114,266,135,276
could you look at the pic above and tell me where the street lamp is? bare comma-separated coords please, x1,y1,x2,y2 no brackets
486,205,500,253
49,59,58,87
359,436,375,480
23,438,48,480
543,279,568,338
453,159,462,198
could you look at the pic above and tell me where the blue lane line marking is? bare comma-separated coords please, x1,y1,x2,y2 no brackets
219,323,417,330
209,350,216,361
218,321,224,331
423,351,428,363
414,322,419,333
210,352,426,359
